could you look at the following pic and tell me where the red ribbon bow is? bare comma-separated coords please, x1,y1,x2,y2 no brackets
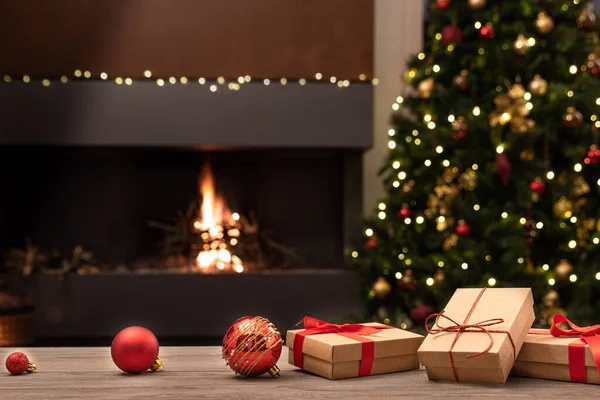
531,314,600,383
424,287,516,382
292,316,393,376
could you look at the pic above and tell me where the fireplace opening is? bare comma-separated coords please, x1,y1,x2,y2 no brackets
0,146,350,272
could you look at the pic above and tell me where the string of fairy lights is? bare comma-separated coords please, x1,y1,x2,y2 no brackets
354,54,600,292
0,70,380,90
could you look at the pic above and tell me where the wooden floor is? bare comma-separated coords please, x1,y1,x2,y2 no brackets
0,347,596,399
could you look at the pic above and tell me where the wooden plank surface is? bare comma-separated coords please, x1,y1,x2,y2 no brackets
0,347,596,399
0,0,373,79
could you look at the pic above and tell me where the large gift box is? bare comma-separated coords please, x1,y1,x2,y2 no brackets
512,314,600,384
286,316,424,380
418,287,534,383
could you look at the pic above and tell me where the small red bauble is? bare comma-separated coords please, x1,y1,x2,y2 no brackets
529,179,545,194
436,0,451,10
455,220,471,236
111,326,159,374
479,23,495,39
586,145,600,164
365,237,377,248
5,352,35,375
397,206,411,220
441,25,462,46
222,316,282,377
410,304,434,324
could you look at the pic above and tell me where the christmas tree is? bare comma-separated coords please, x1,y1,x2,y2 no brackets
352,0,600,330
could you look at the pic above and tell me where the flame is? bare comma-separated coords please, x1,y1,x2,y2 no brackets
195,163,244,273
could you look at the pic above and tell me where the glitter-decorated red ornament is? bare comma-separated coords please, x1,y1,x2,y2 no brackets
529,178,545,194
479,23,495,39
410,304,434,324
5,352,36,375
111,326,161,374
441,25,462,46
222,316,282,377
455,220,471,237
436,0,451,10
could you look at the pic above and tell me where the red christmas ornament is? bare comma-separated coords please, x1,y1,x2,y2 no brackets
455,220,471,237
111,326,160,374
479,23,495,39
397,205,411,220
495,153,512,186
586,145,600,164
5,352,35,375
222,316,282,377
365,237,377,248
529,178,545,194
410,304,434,324
441,25,462,46
436,0,451,10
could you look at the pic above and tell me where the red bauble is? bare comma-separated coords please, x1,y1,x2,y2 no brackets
479,23,495,39
111,326,159,374
529,179,545,194
410,304,434,324
222,316,282,377
441,25,462,46
495,153,512,186
436,0,451,10
455,220,471,236
5,352,34,375
397,206,411,220
586,146,600,164
365,238,377,248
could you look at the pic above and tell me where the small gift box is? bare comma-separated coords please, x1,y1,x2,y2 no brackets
512,314,600,384
418,287,534,383
286,316,424,380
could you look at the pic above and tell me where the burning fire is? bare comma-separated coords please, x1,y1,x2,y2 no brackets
194,163,244,273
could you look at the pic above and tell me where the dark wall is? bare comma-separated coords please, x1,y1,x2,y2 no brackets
0,0,374,79
0,147,349,268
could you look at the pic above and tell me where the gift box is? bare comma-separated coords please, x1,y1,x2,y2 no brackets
418,287,534,383
286,316,424,380
512,314,600,384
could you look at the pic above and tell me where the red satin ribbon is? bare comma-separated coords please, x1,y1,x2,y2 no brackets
292,316,393,376
529,314,600,383
424,287,516,382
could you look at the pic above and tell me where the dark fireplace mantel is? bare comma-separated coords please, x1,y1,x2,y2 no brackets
0,82,373,149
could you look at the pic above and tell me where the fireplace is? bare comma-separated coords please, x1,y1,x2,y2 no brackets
0,81,372,344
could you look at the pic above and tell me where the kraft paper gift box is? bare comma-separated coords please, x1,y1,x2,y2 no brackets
286,316,424,380
418,287,534,383
512,314,600,384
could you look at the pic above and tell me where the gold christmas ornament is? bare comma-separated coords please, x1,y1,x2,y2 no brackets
555,259,573,279
443,233,459,251
573,176,591,197
437,219,448,231
403,180,415,193
373,277,392,299
535,11,555,34
542,290,559,307
563,107,583,129
520,148,535,161
452,70,469,91
528,74,548,96
513,34,532,55
553,197,574,219
418,78,435,99
468,0,486,9
489,83,535,132
577,6,597,30
458,169,478,191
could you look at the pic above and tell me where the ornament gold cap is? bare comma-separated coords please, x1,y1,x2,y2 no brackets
267,364,281,378
150,358,163,371
27,362,36,373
